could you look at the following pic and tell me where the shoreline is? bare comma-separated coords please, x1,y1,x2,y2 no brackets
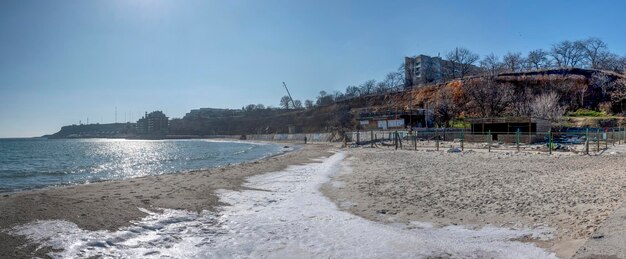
0,138,296,196
0,142,335,258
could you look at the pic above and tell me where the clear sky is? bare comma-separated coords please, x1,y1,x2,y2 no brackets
1,0,625,137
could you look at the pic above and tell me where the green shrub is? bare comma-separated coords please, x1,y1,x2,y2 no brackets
569,109,607,117
450,120,470,128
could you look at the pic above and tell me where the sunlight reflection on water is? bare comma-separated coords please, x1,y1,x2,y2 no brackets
0,139,283,192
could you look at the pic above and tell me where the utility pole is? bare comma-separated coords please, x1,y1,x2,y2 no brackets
282,82,296,108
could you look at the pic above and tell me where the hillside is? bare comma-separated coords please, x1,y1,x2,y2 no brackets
167,68,626,135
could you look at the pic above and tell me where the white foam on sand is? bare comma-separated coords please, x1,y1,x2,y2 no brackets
10,152,556,258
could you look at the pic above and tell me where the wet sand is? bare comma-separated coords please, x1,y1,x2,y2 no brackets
322,147,626,258
0,143,333,258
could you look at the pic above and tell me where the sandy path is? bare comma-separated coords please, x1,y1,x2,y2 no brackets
323,147,626,258
0,143,333,258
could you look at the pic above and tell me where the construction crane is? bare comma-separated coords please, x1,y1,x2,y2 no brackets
282,82,296,108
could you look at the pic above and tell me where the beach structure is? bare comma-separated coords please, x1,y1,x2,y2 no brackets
467,117,550,142
356,108,434,130
468,117,550,133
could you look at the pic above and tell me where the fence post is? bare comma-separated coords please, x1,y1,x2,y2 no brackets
516,128,520,152
585,128,589,155
414,132,417,150
461,128,465,151
370,130,374,148
549,130,552,155
612,128,615,146
394,131,398,150
436,132,440,151
443,128,446,142
356,131,360,146
605,129,608,150
488,130,492,152
596,129,600,152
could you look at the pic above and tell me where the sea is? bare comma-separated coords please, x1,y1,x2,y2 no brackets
0,138,286,193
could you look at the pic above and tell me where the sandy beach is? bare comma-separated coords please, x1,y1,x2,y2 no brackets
322,146,626,258
2,145,558,258
3,141,626,258
0,143,333,258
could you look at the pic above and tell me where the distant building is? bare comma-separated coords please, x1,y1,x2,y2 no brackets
136,111,169,135
404,55,446,88
404,54,480,89
184,108,241,119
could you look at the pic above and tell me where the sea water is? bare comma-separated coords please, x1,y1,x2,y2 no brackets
0,138,284,193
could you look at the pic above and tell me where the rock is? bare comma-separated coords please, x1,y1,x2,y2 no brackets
447,147,461,153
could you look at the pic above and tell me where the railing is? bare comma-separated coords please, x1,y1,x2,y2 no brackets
347,128,626,154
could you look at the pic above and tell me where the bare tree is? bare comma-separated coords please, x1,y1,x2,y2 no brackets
590,72,613,97
374,81,390,93
316,91,334,106
479,53,503,77
610,79,626,113
384,71,404,91
503,52,525,72
344,85,360,98
531,92,565,122
445,47,479,79
511,87,534,116
304,100,314,109
332,91,345,101
598,53,626,72
580,37,609,69
242,104,255,112
550,40,585,68
463,78,514,117
359,80,376,96
431,86,458,127
255,104,265,110
279,96,292,109
526,49,551,70
293,100,303,109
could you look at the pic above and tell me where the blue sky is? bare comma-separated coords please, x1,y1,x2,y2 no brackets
1,0,625,137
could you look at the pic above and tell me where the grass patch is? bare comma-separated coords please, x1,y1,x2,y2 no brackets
449,120,471,128
568,109,608,117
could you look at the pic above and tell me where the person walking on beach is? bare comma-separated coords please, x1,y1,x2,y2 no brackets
304,136,307,144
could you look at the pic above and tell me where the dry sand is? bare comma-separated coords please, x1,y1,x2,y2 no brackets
0,143,333,258
322,146,626,258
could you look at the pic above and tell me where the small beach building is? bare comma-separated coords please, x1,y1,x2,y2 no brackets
467,117,551,142
356,108,434,130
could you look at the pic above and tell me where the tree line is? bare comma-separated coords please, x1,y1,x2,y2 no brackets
239,37,625,113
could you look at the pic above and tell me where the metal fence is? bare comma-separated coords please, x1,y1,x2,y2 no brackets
347,128,626,154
